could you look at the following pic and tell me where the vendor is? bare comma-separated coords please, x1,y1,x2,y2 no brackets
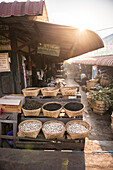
32,63,38,87
46,66,52,82
81,73,87,86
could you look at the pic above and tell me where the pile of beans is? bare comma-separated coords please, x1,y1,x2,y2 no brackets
20,122,41,131
42,122,65,134
23,100,42,110
67,123,88,134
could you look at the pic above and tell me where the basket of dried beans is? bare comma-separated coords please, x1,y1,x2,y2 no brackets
42,102,62,118
66,120,91,139
18,120,42,138
42,120,65,139
63,102,84,118
22,100,42,116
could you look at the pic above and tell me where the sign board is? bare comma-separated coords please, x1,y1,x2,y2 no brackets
0,25,11,51
0,53,10,72
37,43,60,56
0,35,11,51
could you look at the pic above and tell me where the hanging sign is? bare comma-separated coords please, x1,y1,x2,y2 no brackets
0,25,11,51
37,43,60,57
0,35,11,51
0,53,10,72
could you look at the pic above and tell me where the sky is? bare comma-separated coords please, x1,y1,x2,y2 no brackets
0,0,113,38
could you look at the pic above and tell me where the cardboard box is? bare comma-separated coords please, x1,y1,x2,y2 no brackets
0,95,25,113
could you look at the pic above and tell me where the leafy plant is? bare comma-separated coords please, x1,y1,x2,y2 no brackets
89,90,112,111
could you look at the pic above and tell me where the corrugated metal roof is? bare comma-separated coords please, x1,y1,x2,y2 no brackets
0,1,43,17
71,55,113,66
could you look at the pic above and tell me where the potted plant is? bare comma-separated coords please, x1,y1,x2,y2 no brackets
89,90,112,114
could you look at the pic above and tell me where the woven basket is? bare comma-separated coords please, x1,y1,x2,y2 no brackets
22,107,41,116
60,86,77,96
86,79,98,91
18,120,42,138
41,87,59,97
22,87,40,97
42,102,62,118
63,102,84,118
66,120,91,139
93,107,106,115
42,120,65,139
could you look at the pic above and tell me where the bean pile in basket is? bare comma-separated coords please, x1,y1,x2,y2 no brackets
42,122,65,134
20,122,41,131
23,100,42,110
67,123,88,134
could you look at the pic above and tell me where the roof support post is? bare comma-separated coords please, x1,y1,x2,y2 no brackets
9,27,21,93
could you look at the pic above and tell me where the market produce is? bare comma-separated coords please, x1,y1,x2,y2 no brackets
67,123,88,134
20,121,42,131
42,122,65,134
23,100,42,110
43,103,62,111
64,102,83,111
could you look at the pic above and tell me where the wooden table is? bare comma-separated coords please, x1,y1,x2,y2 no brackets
0,112,18,147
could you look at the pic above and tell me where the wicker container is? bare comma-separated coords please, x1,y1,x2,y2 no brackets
100,79,112,87
22,87,40,97
93,107,106,115
18,120,42,138
63,102,84,118
60,86,77,96
93,100,106,115
42,102,62,118
42,120,65,139
41,87,59,97
22,107,41,116
86,79,98,91
66,120,91,139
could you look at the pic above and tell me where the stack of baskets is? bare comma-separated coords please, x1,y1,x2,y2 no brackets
93,100,106,115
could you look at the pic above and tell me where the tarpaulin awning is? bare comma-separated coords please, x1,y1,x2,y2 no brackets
0,1,104,63
70,54,113,66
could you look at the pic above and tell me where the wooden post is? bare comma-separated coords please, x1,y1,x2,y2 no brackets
0,122,2,147
28,46,32,86
13,112,18,148
9,27,21,93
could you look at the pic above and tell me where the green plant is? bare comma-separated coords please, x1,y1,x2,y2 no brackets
89,90,112,111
